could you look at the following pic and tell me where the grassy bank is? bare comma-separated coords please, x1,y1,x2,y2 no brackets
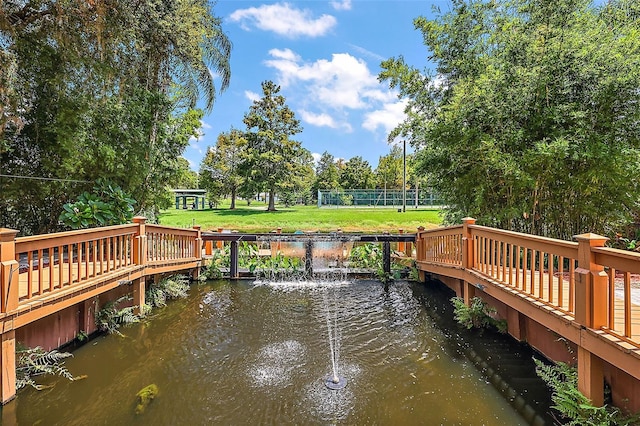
158,202,443,233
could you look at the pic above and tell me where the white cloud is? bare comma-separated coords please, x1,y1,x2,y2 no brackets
200,120,212,130
300,110,338,128
229,3,336,38
265,50,384,110
330,0,352,11
300,109,353,132
245,90,260,102
311,152,322,165
362,100,408,134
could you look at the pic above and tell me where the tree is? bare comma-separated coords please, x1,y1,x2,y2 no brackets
0,1,231,234
380,0,640,239
279,150,315,207
340,156,375,189
312,151,342,196
199,128,246,209
242,80,307,211
173,158,199,189
374,146,404,189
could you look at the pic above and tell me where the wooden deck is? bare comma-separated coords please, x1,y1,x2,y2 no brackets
472,268,640,343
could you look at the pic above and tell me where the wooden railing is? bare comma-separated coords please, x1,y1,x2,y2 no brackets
145,224,200,264
415,218,640,407
470,225,579,317
593,246,640,345
416,224,464,267
417,220,640,347
14,224,139,304
0,218,202,315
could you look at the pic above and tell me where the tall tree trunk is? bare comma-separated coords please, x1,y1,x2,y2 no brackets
230,186,236,210
267,187,276,211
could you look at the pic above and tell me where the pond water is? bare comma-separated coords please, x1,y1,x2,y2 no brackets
10,279,546,425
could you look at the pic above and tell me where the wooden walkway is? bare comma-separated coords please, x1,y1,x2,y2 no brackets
414,219,640,408
472,268,640,343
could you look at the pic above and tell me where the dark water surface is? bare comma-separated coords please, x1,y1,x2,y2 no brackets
11,279,538,425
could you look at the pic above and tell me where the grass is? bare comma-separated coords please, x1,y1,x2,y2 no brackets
158,200,443,233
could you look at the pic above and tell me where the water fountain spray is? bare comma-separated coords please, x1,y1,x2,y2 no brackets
324,288,346,390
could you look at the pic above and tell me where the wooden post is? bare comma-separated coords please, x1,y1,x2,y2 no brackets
305,240,313,277
415,226,425,262
0,229,18,403
578,346,604,407
462,218,477,306
461,218,476,270
216,228,223,249
0,229,19,314
1,328,16,404
277,228,282,252
383,241,391,276
132,217,147,267
192,225,202,280
205,240,213,256
398,229,405,253
132,276,146,316
230,241,239,279
574,232,608,406
574,233,608,329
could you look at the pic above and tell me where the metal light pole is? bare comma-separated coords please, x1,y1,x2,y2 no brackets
402,139,406,212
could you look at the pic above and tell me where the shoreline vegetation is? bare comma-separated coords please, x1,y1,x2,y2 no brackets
158,201,443,233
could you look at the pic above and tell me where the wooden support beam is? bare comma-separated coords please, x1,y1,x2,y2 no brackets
578,346,604,407
230,241,239,279
305,240,313,277
133,276,146,316
383,241,391,275
0,329,16,404
1,229,19,314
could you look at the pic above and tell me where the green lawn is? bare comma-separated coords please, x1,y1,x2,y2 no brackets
158,202,443,233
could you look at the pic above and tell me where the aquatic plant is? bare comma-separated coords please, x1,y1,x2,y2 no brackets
135,383,159,414
534,358,640,425
16,345,74,391
201,245,230,279
348,243,382,269
451,296,507,333
95,295,140,336
145,274,190,309
408,265,420,282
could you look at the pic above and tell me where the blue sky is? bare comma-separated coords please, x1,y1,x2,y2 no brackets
183,0,439,171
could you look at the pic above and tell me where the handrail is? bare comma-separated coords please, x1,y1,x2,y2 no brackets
1,220,202,314
415,220,639,349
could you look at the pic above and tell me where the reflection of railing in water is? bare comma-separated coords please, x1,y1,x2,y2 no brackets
202,232,416,278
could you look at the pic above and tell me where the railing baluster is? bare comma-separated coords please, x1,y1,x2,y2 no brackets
27,250,33,299
515,245,521,289
608,267,615,332
538,251,544,299
58,245,64,287
558,256,564,309
624,271,631,338
547,254,553,303
49,248,55,292
37,248,43,295
569,259,575,313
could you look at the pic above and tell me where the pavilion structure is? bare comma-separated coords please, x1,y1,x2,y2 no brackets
173,189,207,209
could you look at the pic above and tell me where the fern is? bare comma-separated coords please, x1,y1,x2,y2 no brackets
145,274,190,309
534,358,640,425
16,346,74,390
451,296,507,333
95,295,140,336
